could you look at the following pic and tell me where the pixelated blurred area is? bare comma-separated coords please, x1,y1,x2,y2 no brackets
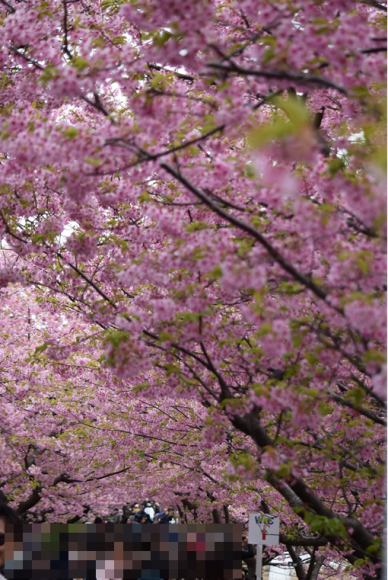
3,523,242,579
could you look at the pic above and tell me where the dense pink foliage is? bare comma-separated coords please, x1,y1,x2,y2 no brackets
0,0,386,578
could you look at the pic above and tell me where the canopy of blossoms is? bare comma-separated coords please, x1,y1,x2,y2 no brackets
0,0,386,579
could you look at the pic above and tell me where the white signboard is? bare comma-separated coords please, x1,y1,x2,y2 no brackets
248,513,280,545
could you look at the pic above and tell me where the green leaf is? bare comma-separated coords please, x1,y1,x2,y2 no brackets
256,323,272,337
159,331,172,342
63,127,79,140
39,66,58,87
278,281,303,295
153,30,174,48
270,95,310,126
283,364,300,379
249,95,311,149
328,157,346,176
245,163,255,178
248,118,293,148
305,353,319,365
350,85,370,99
318,401,332,416
139,191,151,204
72,57,89,72
209,265,222,279
373,144,387,174
353,559,366,568
112,35,127,45
34,342,49,355
262,48,276,64
363,349,386,365
105,330,129,347
133,381,150,392
186,221,209,232
150,73,166,89
365,540,381,555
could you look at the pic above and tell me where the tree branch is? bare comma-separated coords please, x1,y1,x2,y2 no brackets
206,62,347,94
161,162,336,308
331,392,386,426
0,0,15,13
62,1,73,59
360,46,387,53
286,544,307,580
9,46,44,70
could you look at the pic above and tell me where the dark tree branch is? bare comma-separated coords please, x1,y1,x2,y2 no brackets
360,0,387,11
360,46,387,53
16,473,73,514
56,252,117,309
331,392,386,426
206,62,347,94
0,0,15,13
130,125,224,161
16,488,42,515
228,407,377,566
280,535,327,547
160,162,336,309
62,1,73,59
147,63,195,82
81,93,112,119
286,544,307,580
9,46,44,70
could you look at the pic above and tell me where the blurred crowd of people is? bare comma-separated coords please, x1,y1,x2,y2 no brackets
87,499,179,525
0,503,257,580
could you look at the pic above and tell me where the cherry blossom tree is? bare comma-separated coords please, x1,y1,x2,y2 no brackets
0,0,386,578
0,281,356,580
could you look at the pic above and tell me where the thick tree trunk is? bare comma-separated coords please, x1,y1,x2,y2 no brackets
212,508,221,523
230,407,380,574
